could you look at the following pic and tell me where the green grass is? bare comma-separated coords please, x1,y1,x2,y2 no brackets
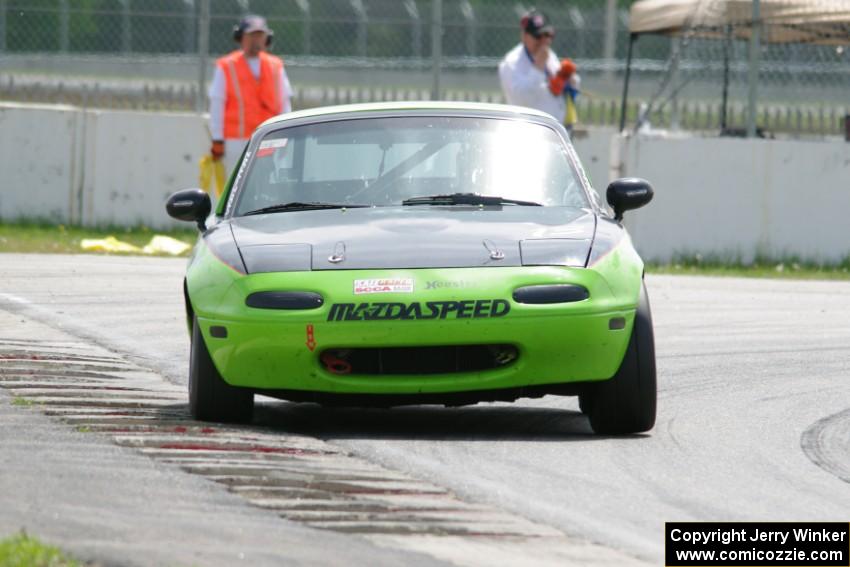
0,221,196,256
0,532,81,567
647,254,850,280
10,397,35,408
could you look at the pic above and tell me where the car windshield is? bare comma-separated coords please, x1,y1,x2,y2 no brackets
233,115,589,216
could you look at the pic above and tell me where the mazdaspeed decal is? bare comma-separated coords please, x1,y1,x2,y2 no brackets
327,299,510,322
354,278,414,294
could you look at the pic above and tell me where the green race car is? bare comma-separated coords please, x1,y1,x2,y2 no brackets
166,102,656,434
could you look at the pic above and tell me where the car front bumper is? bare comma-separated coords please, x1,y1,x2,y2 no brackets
190,263,641,395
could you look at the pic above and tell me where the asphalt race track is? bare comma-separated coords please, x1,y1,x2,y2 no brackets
1,253,848,566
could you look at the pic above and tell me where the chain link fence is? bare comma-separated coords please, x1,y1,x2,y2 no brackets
1,0,848,137
0,1,622,60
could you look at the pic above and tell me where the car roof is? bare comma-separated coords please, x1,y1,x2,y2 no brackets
259,101,557,129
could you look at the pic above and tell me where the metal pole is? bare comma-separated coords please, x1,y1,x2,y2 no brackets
747,0,760,138
184,0,196,55
670,37,681,130
59,0,69,53
431,0,442,100
404,0,421,58
351,0,367,57
721,25,731,130
568,7,586,58
0,0,6,52
603,0,617,78
461,0,475,57
304,9,311,55
294,0,311,55
196,0,210,113
121,0,131,53
619,33,636,132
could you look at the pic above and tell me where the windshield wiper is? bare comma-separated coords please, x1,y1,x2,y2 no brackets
402,193,542,207
242,202,370,216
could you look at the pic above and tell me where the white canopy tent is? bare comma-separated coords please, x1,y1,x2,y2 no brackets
630,0,850,44
619,0,850,131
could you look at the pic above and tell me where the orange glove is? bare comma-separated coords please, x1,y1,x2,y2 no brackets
557,58,577,79
548,75,567,96
210,140,225,160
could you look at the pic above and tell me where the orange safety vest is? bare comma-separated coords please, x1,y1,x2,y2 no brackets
217,50,285,139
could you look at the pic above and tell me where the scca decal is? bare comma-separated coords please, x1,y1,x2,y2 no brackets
327,299,510,322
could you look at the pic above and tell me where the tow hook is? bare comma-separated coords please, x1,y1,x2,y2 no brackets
321,350,353,375
490,345,518,366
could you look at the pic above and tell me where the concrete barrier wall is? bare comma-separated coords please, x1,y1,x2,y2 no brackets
2,102,848,263
80,110,208,227
0,103,83,223
617,134,850,263
571,126,616,194
0,102,207,229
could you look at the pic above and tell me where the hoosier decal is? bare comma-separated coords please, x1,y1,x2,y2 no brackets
327,299,510,322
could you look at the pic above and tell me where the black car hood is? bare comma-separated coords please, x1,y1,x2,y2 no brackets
229,206,596,273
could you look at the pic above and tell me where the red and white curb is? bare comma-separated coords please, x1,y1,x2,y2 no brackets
0,309,647,566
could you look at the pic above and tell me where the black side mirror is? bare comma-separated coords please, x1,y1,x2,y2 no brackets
606,178,653,221
166,189,211,231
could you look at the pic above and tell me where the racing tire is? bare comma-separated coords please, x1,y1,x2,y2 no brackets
189,317,254,423
586,282,656,435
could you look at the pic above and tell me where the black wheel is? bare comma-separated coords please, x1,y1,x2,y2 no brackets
189,317,253,423
586,282,656,435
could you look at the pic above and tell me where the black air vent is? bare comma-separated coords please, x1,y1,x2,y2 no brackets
512,284,589,304
320,345,518,375
246,291,324,310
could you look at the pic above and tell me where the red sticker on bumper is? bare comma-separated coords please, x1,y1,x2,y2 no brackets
305,324,316,351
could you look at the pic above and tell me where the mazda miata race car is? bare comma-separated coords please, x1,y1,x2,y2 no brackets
167,102,656,434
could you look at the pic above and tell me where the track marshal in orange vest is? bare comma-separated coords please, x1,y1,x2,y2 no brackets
208,14,292,176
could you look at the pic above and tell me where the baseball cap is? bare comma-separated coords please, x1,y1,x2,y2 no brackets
521,10,555,38
240,14,272,35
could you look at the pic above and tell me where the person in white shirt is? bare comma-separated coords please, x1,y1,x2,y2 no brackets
498,10,580,132
208,15,293,176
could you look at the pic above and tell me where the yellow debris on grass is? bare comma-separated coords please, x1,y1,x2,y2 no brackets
80,235,191,256
142,235,191,255
80,235,141,253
